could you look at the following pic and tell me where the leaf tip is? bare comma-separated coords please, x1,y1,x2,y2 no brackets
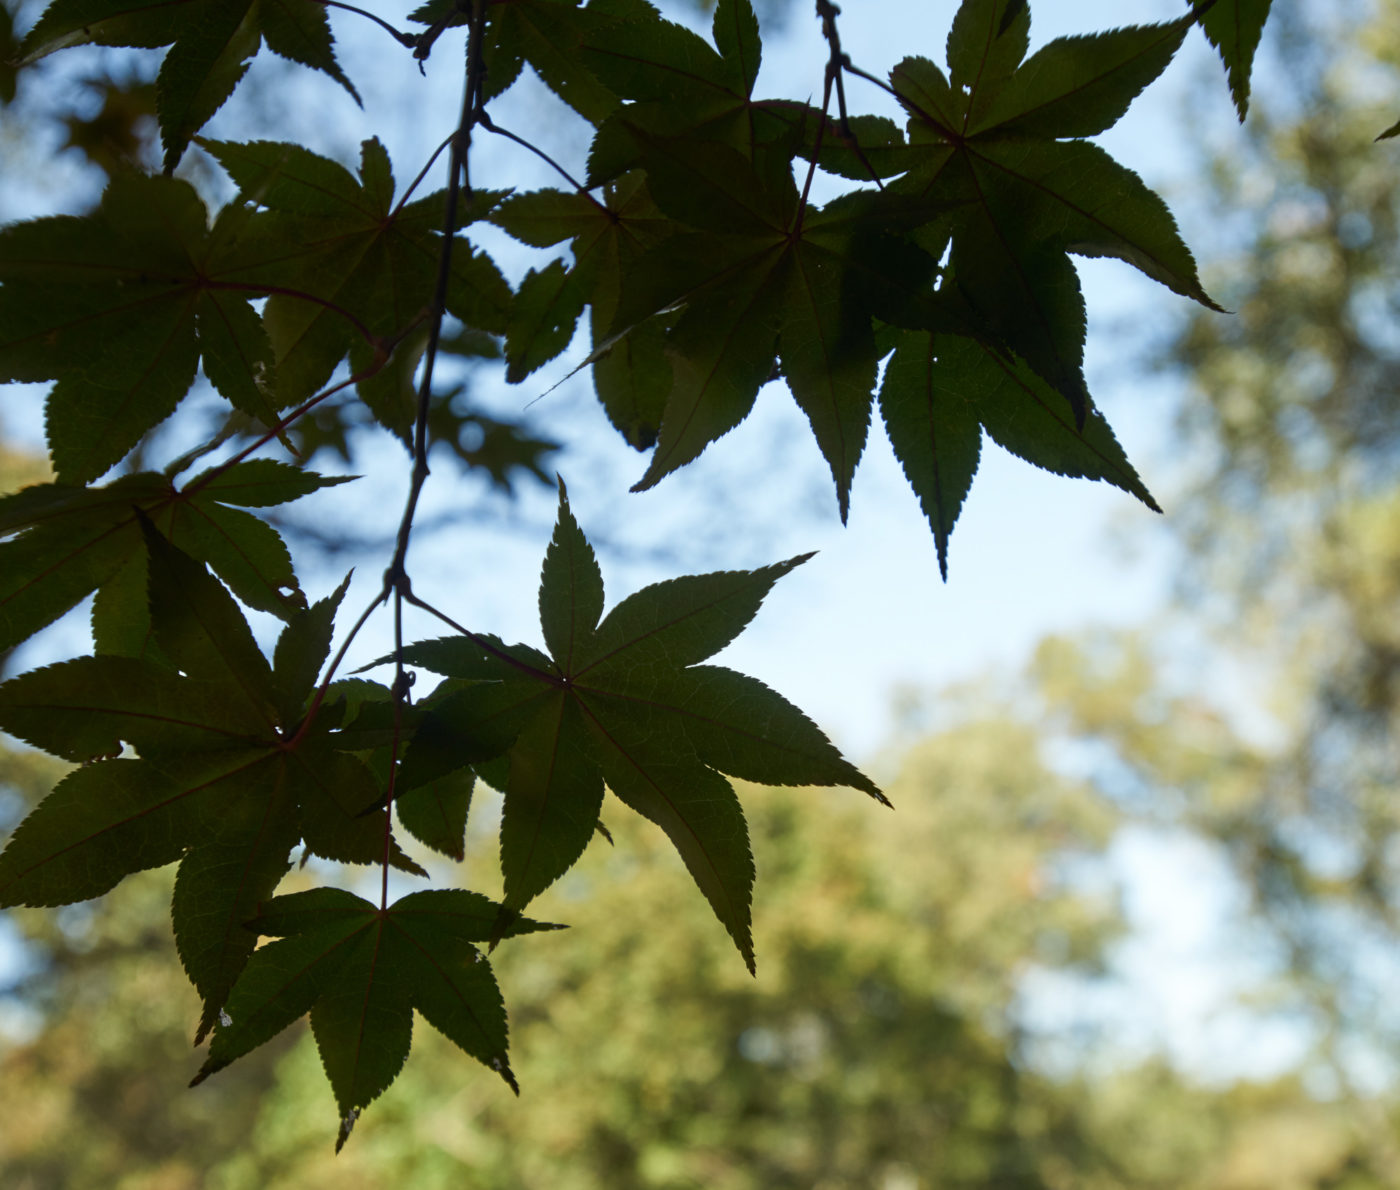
336,1107,360,1153
492,1054,520,1095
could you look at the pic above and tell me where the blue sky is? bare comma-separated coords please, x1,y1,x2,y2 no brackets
1,0,1231,763
299,0,1229,762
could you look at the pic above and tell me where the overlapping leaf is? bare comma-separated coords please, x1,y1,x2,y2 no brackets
393,483,884,970
490,0,1190,553
202,137,512,429
571,140,920,518
0,176,285,483
880,329,1160,579
885,2,1217,425
193,887,560,1145
491,173,675,444
19,0,358,168
0,459,350,653
0,530,423,1037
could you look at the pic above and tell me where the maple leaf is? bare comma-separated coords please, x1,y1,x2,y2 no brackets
580,0,798,185
0,531,424,1039
1195,0,1275,121
411,0,626,124
18,0,359,169
884,0,1219,426
0,460,351,653
389,482,885,972
0,176,293,483
201,137,512,426
192,886,560,1147
880,330,1160,579
490,172,675,441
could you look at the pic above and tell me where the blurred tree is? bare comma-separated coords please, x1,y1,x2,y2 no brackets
0,713,1119,1188
6,690,1398,1188
1020,1,1400,1177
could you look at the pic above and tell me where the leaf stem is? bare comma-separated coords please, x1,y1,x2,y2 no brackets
313,0,419,47
478,115,610,212
400,587,561,683
208,280,377,347
394,132,457,216
181,366,378,500
289,586,390,750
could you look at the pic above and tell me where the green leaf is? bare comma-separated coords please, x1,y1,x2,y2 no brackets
260,0,359,100
499,694,605,910
946,0,1029,113
196,289,280,425
175,501,304,619
628,241,786,490
0,474,164,651
155,0,258,171
1195,0,1274,120
575,553,811,675
960,337,1161,511
0,656,269,759
398,679,550,790
489,0,623,126
779,242,878,522
142,520,279,729
879,331,982,580
579,6,727,105
398,496,879,960
0,461,335,657
504,260,588,382
589,664,885,800
712,0,761,97
292,742,426,873
490,187,601,249
91,551,165,662
974,18,1191,138
21,0,358,167
203,138,511,409
0,176,266,483
395,771,475,861
195,887,518,1142
0,759,210,907
185,459,355,507
585,718,756,971
539,479,603,671
271,573,352,724
882,3,1209,429
591,314,670,450
173,786,300,1042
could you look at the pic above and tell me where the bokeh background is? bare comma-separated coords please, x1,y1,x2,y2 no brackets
6,0,1400,1185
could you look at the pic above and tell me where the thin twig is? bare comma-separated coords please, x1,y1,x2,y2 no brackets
379,0,492,905
813,0,886,189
